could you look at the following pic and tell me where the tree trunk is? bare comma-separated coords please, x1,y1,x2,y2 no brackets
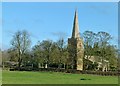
18,58,22,70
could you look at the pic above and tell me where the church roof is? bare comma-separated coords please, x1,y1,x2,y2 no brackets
72,9,80,38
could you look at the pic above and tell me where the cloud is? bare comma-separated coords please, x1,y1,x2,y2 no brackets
51,31,68,39
0,42,10,50
29,31,39,39
33,18,44,24
88,5,111,15
3,30,15,37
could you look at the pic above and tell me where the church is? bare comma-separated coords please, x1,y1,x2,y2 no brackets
68,10,109,71
68,10,84,70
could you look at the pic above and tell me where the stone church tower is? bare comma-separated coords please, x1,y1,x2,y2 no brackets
68,10,84,70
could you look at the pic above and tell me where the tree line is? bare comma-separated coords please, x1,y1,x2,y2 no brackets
1,30,118,71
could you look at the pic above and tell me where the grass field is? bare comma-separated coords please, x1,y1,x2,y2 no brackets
2,70,118,84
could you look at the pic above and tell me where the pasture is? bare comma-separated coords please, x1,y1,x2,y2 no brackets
2,70,118,84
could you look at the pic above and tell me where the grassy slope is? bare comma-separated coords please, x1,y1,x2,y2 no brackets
2,70,118,84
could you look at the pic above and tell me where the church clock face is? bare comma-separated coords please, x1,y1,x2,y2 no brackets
79,43,81,47
79,42,82,47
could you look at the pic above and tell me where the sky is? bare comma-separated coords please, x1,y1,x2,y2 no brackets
2,2,118,50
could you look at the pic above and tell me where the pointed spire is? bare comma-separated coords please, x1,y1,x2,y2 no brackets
72,9,80,38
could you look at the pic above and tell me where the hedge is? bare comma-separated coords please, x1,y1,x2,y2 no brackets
9,67,119,76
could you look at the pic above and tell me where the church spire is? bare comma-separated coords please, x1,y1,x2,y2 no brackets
72,9,80,38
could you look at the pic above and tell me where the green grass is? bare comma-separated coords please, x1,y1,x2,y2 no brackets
2,70,118,84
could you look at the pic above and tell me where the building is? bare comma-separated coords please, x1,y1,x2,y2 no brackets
84,55,109,71
68,9,110,71
68,10,84,70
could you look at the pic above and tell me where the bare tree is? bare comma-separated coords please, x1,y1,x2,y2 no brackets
97,31,112,71
83,31,96,59
11,30,31,69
